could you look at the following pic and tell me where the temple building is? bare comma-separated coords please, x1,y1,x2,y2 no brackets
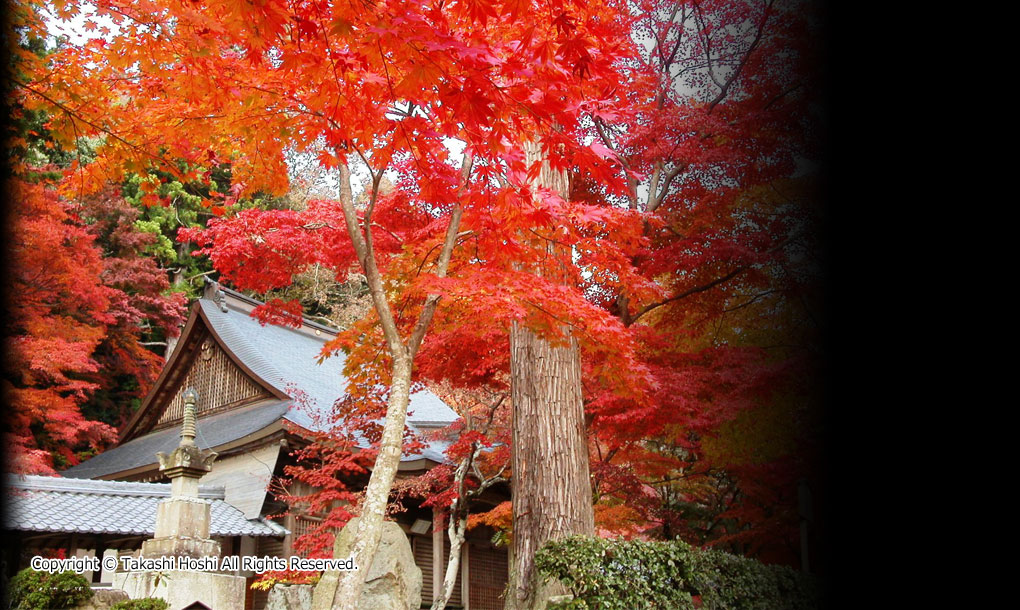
7,282,508,609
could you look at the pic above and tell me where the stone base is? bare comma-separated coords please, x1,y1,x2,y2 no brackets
153,497,214,540
140,535,221,559
114,570,245,610
72,588,130,610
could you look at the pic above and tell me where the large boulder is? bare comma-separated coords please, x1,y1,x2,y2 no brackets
267,583,314,610
312,517,422,610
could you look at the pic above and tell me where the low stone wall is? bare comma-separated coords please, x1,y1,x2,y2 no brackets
73,588,130,610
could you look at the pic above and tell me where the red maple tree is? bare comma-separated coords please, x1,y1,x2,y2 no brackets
4,176,186,473
11,0,824,588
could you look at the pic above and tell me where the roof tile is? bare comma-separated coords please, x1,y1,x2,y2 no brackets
4,475,286,538
64,295,458,479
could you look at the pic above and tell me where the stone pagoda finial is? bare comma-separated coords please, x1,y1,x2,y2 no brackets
180,387,198,446
144,389,221,559
119,387,246,609
155,388,218,495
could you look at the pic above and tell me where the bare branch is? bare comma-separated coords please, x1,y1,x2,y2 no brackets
593,117,638,208
706,0,775,114
335,159,405,356
647,162,688,213
631,266,747,326
406,151,474,360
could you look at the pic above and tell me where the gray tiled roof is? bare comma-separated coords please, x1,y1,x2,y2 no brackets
198,298,459,440
4,475,288,537
63,294,458,479
62,401,290,479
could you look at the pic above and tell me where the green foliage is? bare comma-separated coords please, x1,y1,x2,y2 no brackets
120,170,220,298
7,568,93,610
688,548,819,610
110,597,170,610
535,536,695,610
120,164,297,299
535,536,819,610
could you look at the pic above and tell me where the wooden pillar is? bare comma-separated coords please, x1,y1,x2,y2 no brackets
283,514,296,558
461,541,470,609
93,542,106,584
432,507,444,602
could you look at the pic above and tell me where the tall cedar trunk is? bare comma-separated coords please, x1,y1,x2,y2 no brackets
507,327,594,609
505,142,595,610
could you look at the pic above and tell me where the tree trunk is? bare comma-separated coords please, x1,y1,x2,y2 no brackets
505,141,595,610
311,356,416,610
506,327,594,610
432,451,470,610
432,512,467,610
315,158,469,610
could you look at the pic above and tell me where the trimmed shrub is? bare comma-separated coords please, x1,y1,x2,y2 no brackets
689,548,818,610
535,536,819,610
7,568,93,610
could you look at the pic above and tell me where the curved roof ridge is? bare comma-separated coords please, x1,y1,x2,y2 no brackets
5,474,225,498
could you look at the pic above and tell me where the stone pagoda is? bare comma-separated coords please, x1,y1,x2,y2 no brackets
116,389,246,609
141,387,220,559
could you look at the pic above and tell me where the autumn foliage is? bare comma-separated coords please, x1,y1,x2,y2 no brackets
8,0,824,574
4,176,185,473
5,177,118,473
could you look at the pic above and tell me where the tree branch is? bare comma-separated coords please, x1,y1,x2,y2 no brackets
406,151,474,360
647,162,688,213
335,159,405,357
706,0,775,114
631,266,747,326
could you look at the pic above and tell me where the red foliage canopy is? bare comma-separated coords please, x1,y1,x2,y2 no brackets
4,176,186,473
14,0,824,567
5,178,117,473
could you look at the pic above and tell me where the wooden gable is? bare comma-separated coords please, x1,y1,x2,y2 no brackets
121,301,287,443
154,336,272,431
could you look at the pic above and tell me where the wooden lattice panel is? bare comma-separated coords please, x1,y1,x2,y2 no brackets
156,338,271,428
413,535,464,606
252,535,286,610
290,515,332,558
468,543,508,610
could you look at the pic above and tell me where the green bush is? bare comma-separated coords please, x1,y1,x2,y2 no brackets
535,536,819,610
7,568,93,610
688,548,818,610
110,598,170,610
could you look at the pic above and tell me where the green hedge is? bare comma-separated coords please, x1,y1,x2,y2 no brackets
7,568,93,610
535,536,820,610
